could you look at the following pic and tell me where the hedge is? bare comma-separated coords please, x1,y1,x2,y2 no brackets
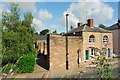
16,54,36,73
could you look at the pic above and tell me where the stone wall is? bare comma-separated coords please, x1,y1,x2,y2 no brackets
112,29,119,55
49,34,83,71
118,29,120,55
82,32,113,60
37,40,47,55
111,29,120,55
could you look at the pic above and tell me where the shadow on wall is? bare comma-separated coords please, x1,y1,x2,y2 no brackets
36,53,49,70
36,35,50,70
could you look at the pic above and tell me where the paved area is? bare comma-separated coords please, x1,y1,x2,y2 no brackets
13,59,119,78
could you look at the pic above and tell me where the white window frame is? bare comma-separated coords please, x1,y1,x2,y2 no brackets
91,48,96,56
103,36,108,43
89,35,95,43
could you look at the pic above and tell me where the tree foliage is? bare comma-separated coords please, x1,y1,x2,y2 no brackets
40,29,50,35
2,3,37,66
98,24,106,29
52,30,57,34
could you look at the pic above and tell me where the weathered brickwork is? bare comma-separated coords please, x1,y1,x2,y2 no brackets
36,32,113,71
49,34,83,71
37,40,47,55
83,32,113,60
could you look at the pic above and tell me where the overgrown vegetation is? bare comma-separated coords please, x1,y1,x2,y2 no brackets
16,54,36,73
1,54,36,76
1,3,37,66
88,47,119,78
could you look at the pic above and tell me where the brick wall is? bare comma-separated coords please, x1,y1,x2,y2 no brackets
49,34,83,71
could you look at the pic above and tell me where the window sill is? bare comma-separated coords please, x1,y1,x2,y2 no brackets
89,43,95,44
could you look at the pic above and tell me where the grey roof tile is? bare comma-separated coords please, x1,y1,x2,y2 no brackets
107,23,120,30
38,35,47,40
68,24,111,33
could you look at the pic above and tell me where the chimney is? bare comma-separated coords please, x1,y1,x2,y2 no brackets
77,22,83,27
87,19,94,27
70,26,73,30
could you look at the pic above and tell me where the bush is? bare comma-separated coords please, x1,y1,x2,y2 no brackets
2,63,14,74
2,63,24,74
2,54,21,66
16,54,36,73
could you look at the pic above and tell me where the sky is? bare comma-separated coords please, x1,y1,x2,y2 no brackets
0,0,119,33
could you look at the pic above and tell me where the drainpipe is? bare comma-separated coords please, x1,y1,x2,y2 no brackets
66,13,69,70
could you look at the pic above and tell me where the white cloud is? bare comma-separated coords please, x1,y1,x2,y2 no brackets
16,2,37,13
0,2,37,13
49,25,59,32
0,2,9,12
38,9,53,21
60,2,114,27
33,18,45,31
60,12,79,27
1,0,45,2
0,3,10,21
78,0,107,2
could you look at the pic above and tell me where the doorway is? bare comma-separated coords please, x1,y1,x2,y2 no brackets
85,50,89,60
108,49,111,58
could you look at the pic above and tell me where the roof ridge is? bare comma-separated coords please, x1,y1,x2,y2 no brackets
97,27,111,32
82,24,87,31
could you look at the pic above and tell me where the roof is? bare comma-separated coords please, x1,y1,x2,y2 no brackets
106,23,120,30
68,24,111,34
38,35,47,40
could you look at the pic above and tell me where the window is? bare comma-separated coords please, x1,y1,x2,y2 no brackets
89,35,95,43
91,48,96,56
103,35,108,43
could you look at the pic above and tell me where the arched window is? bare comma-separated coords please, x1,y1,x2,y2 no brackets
103,35,108,43
89,35,95,43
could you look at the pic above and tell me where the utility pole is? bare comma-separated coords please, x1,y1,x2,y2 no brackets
66,13,69,70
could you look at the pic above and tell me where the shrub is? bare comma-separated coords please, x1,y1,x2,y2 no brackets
2,63,15,74
2,63,24,74
88,47,119,78
16,54,36,73
2,54,21,66
1,67,17,78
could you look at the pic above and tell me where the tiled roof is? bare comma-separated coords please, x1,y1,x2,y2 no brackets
68,24,111,33
68,24,85,33
106,23,120,30
38,35,47,40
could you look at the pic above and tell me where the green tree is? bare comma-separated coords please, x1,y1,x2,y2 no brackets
2,3,37,66
40,29,50,35
2,3,20,31
98,24,106,29
52,30,57,34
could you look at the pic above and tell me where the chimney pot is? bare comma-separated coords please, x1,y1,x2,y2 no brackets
70,26,73,30
87,19,94,27
78,22,83,27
